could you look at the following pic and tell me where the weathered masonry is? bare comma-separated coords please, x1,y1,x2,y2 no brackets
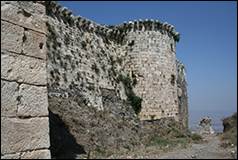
1,1,50,159
1,1,188,159
122,22,180,121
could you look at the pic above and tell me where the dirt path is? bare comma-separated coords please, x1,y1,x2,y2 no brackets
104,134,236,159
158,135,235,159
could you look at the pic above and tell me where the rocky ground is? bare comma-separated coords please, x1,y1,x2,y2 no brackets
50,110,237,159
158,134,236,159
102,115,237,159
93,115,237,159
95,134,236,159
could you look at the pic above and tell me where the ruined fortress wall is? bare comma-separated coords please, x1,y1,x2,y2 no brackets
46,5,126,110
1,1,51,159
46,2,141,156
120,22,180,121
1,1,188,158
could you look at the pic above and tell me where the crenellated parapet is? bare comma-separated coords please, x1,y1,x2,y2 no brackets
46,1,113,37
111,19,180,43
46,1,180,44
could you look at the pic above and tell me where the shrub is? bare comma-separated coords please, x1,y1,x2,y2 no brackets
81,41,87,50
150,136,170,147
118,74,142,115
169,126,186,138
190,133,202,141
174,34,180,42
109,55,115,66
132,72,137,86
116,57,123,65
128,92,142,115
149,136,189,148
64,34,70,46
91,63,100,74
118,74,131,89
87,84,95,91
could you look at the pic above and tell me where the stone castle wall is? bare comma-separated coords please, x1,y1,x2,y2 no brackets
46,1,128,111
1,1,188,158
45,1,188,155
45,2,142,157
1,1,51,159
123,29,179,121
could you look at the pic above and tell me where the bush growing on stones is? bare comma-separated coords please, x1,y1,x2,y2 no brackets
116,57,123,65
190,133,202,142
174,34,180,42
64,34,70,46
118,74,142,115
91,63,100,74
81,41,87,50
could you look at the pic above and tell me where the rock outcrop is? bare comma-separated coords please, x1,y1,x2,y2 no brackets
197,117,215,135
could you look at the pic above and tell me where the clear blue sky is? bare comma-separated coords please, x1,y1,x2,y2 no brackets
59,1,237,127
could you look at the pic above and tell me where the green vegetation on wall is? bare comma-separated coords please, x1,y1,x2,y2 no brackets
118,74,142,115
174,34,180,42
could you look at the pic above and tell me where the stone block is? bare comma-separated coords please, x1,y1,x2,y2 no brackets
1,51,47,85
1,153,20,159
17,84,48,117
1,2,46,33
1,80,19,117
1,20,24,53
20,149,51,159
1,117,50,154
23,29,46,59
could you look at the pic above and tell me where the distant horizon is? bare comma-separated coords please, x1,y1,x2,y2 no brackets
189,108,236,132
59,1,237,123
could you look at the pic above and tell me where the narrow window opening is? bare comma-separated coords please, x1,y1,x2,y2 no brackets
39,42,44,49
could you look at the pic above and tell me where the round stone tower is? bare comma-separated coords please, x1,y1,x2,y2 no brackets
116,19,181,121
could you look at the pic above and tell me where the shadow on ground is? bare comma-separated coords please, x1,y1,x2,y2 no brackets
49,110,86,159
